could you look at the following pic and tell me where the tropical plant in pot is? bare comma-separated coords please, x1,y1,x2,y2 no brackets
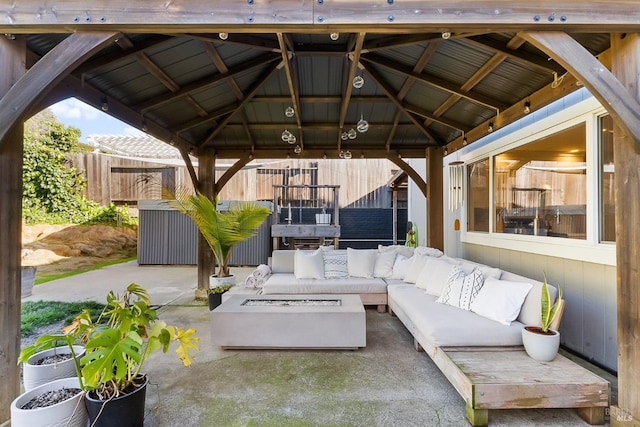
18,283,199,427
522,273,564,362
171,190,271,287
208,283,233,310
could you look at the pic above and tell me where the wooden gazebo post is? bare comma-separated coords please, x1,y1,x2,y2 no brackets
0,34,26,421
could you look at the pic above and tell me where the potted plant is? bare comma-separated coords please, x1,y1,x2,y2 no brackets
522,273,564,362
18,283,199,427
171,191,271,287
10,377,88,427
21,342,85,391
208,284,233,310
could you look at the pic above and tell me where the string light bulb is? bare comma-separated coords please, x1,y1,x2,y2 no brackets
285,106,295,118
488,122,494,133
357,114,369,133
352,75,365,89
441,31,451,40
330,32,339,41
294,144,302,154
219,33,228,40
101,98,109,112
347,128,357,139
524,101,531,114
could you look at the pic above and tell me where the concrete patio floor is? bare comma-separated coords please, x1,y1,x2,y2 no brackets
24,262,617,426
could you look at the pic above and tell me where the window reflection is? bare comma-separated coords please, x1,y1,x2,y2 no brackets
494,123,587,239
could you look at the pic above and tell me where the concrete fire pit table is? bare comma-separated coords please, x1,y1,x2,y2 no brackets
211,294,366,349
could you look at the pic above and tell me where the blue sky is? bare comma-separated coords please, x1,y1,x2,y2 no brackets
49,98,144,142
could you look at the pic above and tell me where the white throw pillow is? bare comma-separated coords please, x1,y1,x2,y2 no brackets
404,254,430,284
436,266,485,311
323,250,348,279
373,250,397,278
414,246,444,258
294,249,325,279
470,277,533,325
347,248,377,278
390,254,412,280
419,257,459,295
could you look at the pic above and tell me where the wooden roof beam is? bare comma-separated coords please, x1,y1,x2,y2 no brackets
73,35,173,76
360,53,508,111
201,61,282,147
465,35,565,75
135,51,208,117
277,33,304,149
338,32,366,149
405,103,471,132
361,62,440,146
186,33,281,52
135,52,281,112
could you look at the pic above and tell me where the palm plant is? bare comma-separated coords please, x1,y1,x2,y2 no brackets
171,190,271,278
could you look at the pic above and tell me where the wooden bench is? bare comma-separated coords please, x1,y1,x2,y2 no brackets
430,346,609,426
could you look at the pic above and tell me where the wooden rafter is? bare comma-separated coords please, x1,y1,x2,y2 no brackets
405,103,471,132
135,52,281,112
214,154,253,194
338,32,366,149
521,31,640,145
465,35,565,75
277,33,304,149
221,122,418,131
361,62,440,145
362,33,439,52
386,41,440,150
74,35,173,75
175,104,235,134
136,51,208,117
187,33,281,52
0,32,119,145
360,53,509,111
201,61,282,147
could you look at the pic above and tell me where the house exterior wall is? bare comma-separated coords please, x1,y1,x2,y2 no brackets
407,158,427,247
443,90,618,371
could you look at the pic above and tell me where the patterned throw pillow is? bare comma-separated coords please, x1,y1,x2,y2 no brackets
323,250,349,279
436,266,485,311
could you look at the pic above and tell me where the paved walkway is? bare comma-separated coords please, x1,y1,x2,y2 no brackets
23,261,253,306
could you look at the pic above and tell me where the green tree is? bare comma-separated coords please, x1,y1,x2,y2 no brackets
22,110,92,223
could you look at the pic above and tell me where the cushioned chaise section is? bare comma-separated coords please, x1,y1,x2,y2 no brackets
262,273,388,294
387,284,524,347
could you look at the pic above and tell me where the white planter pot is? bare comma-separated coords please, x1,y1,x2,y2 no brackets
21,266,37,298
23,345,85,391
315,213,331,225
10,377,88,427
522,326,560,362
210,274,236,287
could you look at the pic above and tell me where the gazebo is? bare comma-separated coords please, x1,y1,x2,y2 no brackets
1,2,639,424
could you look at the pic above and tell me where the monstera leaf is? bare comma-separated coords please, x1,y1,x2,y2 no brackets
80,329,142,390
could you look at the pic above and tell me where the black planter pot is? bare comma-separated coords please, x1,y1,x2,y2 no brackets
208,292,223,310
85,375,148,427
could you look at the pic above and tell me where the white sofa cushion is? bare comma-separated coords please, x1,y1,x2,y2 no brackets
294,249,324,279
262,274,388,294
498,271,557,327
323,250,349,279
347,248,377,278
390,254,412,280
271,250,295,274
404,254,429,284
388,284,524,346
436,266,484,311
417,257,459,295
470,277,533,325
373,250,397,278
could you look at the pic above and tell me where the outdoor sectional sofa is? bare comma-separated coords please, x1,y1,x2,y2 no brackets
260,245,609,425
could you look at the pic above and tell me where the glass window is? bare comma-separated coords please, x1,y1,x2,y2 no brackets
494,123,587,239
599,115,615,242
467,158,490,232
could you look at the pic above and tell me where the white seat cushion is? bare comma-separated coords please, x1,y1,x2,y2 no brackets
262,274,388,294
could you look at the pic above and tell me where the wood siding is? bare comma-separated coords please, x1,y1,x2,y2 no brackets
70,154,399,209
